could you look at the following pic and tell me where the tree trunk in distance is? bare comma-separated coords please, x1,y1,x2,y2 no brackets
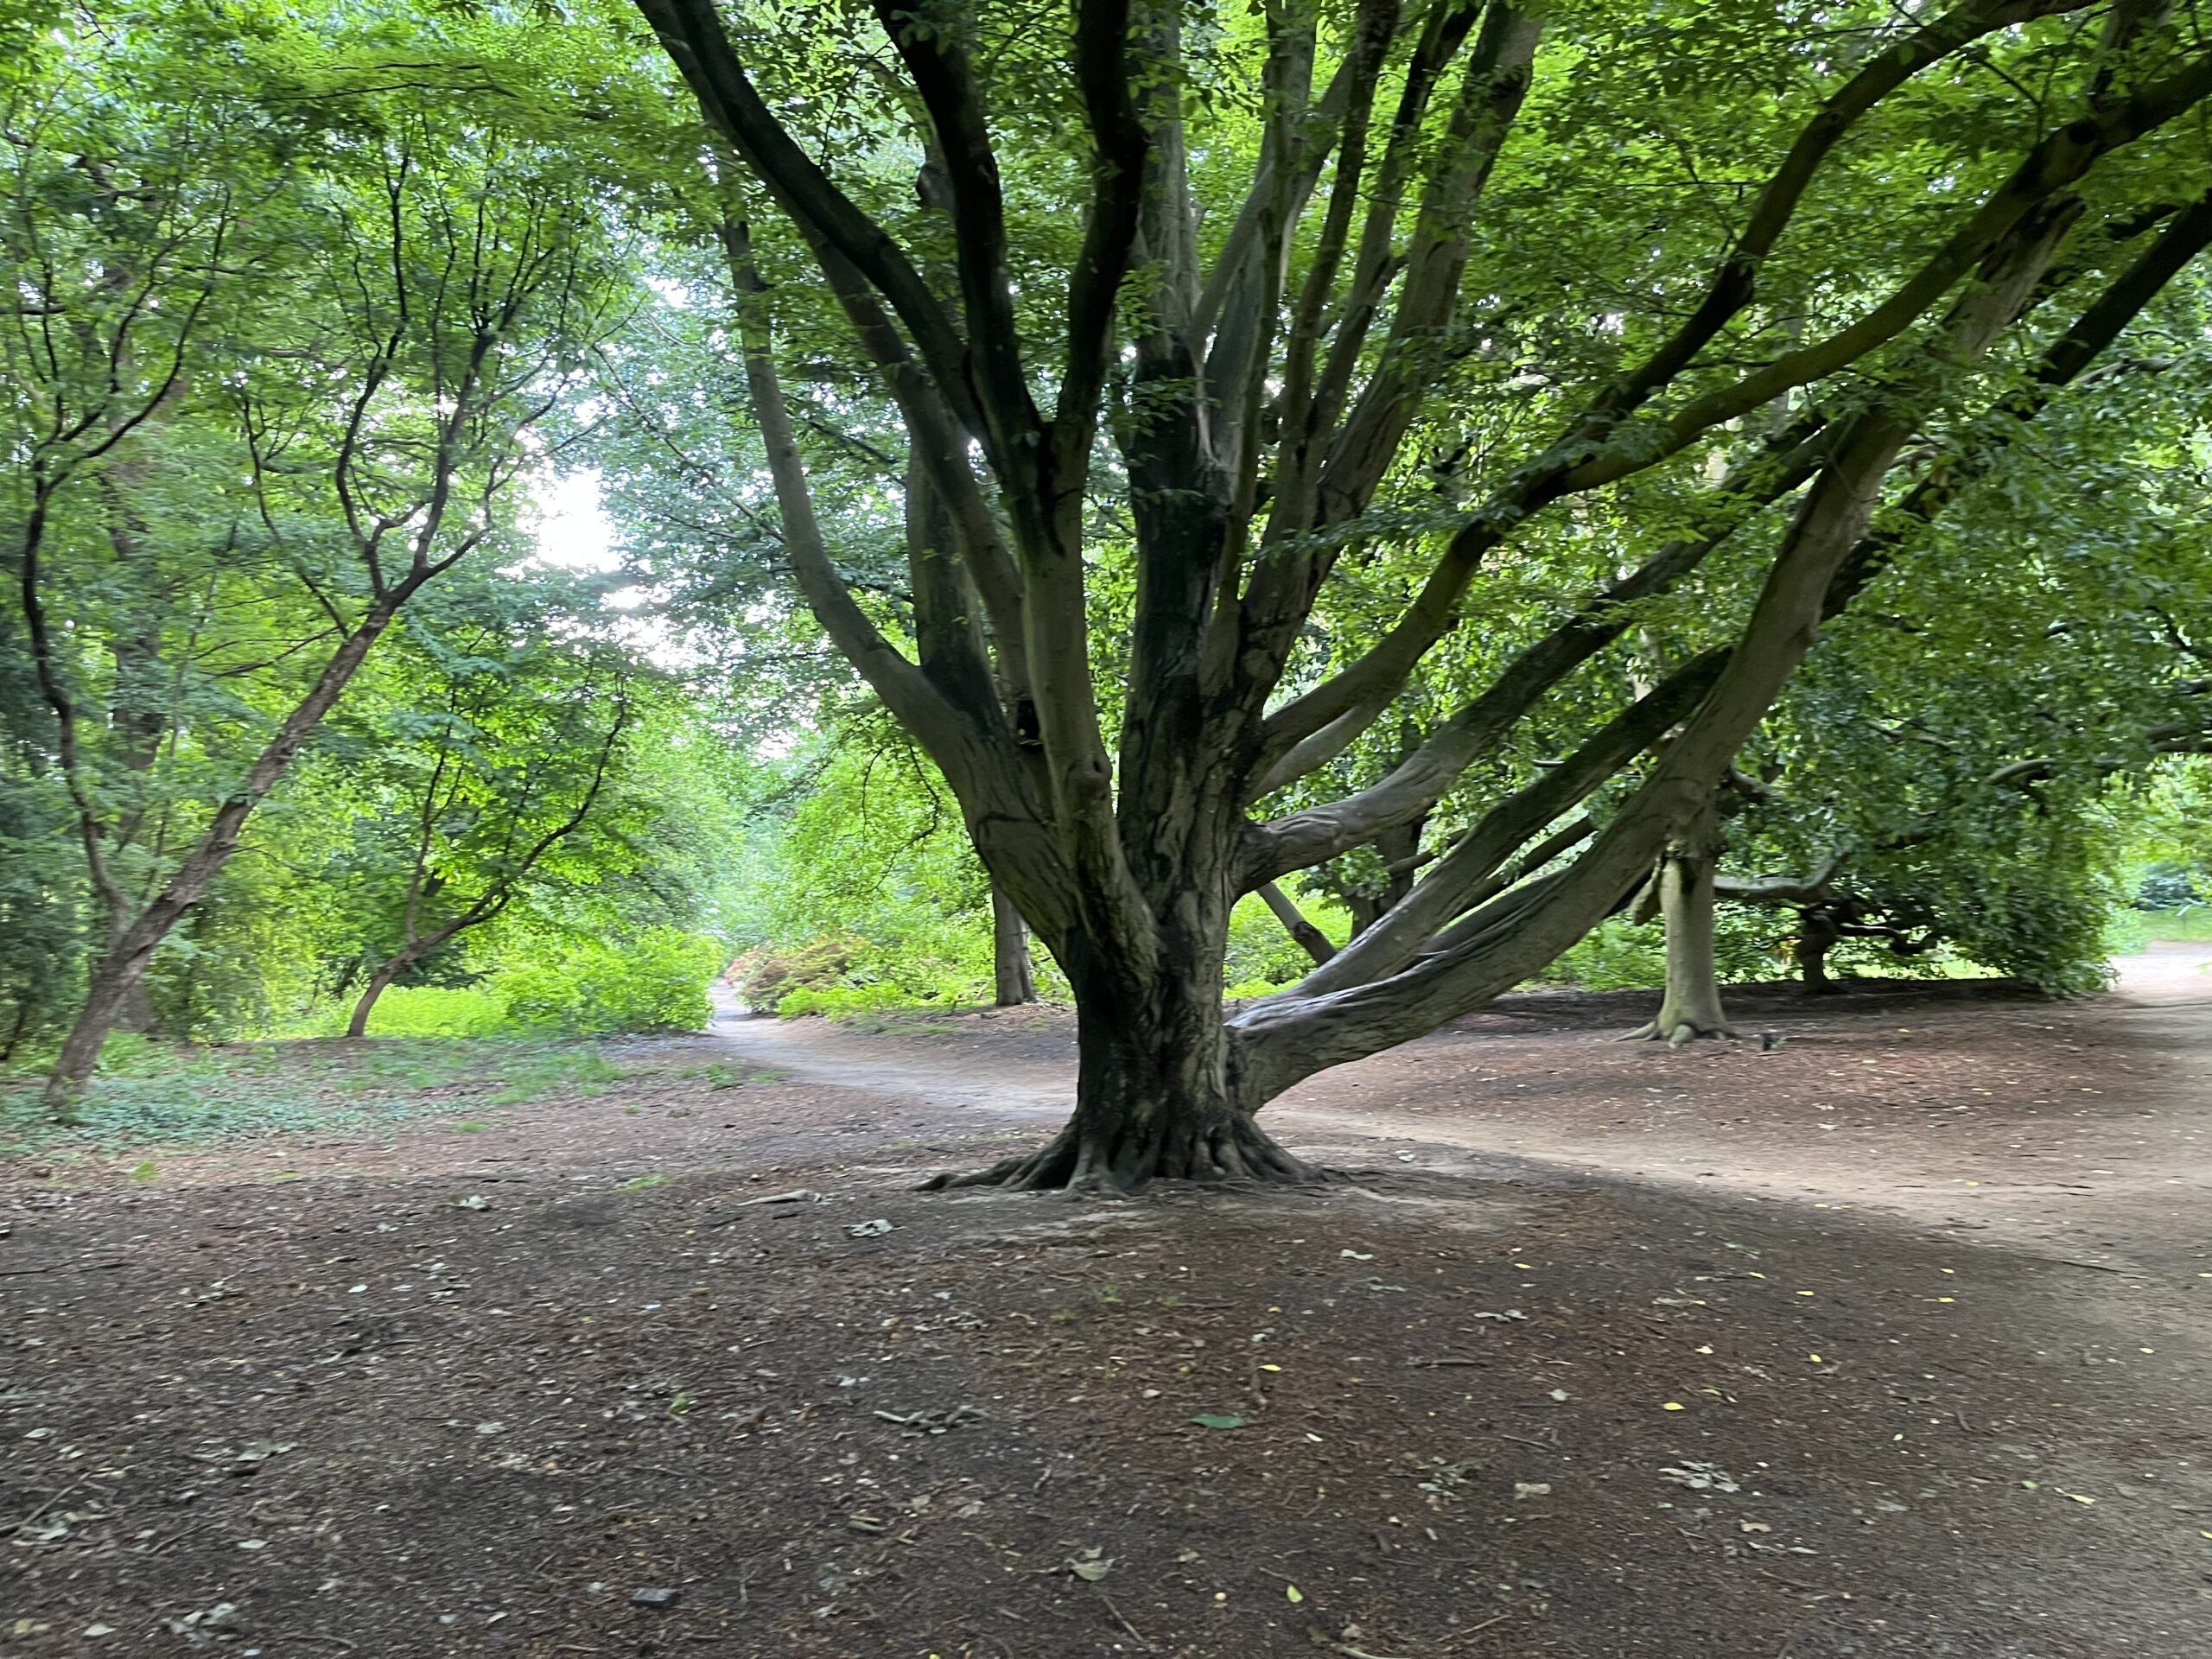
41,607,407,1115
346,961,408,1039
44,938,162,1121
1258,880,1337,965
1796,905,1844,995
990,884,1037,1007
1625,806,1737,1045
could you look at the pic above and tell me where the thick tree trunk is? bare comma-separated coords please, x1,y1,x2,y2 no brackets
1626,812,1737,1045
927,936,1312,1192
1795,906,1843,995
990,884,1037,1007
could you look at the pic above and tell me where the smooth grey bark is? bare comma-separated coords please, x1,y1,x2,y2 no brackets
1624,805,1738,1044
991,884,1038,1006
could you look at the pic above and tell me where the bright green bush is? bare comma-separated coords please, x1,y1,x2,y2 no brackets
748,737,1009,1007
351,985,511,1038
777,981,952,1018
1543,918,1669,990
496,927,724,1034
1542,911,1791,991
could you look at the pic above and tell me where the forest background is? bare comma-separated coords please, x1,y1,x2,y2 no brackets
8,0,2212,1103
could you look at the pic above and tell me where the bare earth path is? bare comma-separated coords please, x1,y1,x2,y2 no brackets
5,958,2211,1656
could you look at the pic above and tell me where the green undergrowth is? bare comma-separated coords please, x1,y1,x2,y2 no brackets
0,1034,625,1159
2110,905,2212,950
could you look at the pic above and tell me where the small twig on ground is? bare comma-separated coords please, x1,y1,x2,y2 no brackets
1406,1356,1485,1368
2,1484,77,1534
1305,1625,1416,1659
0,1261,126,1276
1098,1592,1155,1650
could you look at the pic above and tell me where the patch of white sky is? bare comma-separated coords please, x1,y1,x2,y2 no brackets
518,467,813,758
515,467,690,668
524,467,621,575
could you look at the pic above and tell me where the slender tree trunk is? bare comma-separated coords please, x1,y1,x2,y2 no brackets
1626,807,1736,1045
41,604,404,1115
118,976,158,1036
990,884,1037,1007
46,936,163,1119
346,961,406,1039
1258,880,1336,965
98,912,158,1035
0,999,33,1065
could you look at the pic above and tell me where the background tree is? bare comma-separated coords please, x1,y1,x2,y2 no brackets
1654,245,2212,1027
726,714,1062,1012
320,574,651,1038
3,20,615,1109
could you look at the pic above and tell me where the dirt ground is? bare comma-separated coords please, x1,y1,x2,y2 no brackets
6,951,2212,1657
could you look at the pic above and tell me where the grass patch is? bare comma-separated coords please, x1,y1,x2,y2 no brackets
0,1035,626,1159
694,1058,785,1089
2122,906,2212,945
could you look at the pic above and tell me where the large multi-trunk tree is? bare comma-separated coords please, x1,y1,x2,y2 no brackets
627,0,2212,1188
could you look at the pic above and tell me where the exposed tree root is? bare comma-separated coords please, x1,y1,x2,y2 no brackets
1619,1018,1739,1046
919,1111,1317,1194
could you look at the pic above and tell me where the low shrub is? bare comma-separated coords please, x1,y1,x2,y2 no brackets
497,927,725,1034
734,935,861,1009
776,981,952,1018
348,985,510,1039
